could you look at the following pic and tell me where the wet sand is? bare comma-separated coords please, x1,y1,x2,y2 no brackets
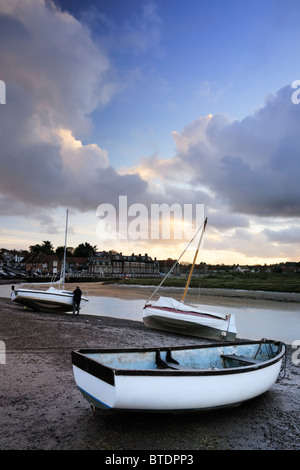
0,288,299,451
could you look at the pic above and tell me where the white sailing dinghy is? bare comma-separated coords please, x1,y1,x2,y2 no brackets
72,339,285,412
11,284,88,313
11,210,88,313
143,218,236,341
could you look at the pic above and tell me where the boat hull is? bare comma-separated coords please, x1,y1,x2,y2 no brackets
143,301,236,341
11,287,88,313
72,340,285,412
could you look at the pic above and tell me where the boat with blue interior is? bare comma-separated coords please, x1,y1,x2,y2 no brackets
72,339,285,412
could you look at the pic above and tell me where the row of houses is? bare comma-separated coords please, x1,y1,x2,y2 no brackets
0,249,160,278
1,248,300,278
21,253,88,277
87,251,160,278
0,250,88,277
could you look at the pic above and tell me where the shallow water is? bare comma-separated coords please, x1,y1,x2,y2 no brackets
81,295,299,344
1,284,299,344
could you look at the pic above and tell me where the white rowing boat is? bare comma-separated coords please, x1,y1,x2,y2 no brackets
72,339,285,412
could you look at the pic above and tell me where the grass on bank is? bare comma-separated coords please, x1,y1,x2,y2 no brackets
107,272,300,294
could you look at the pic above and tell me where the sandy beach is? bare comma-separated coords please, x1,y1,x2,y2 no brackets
0,284,299,451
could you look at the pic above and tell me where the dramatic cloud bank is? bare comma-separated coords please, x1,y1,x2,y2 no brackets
0,0,153,213
194,87,300,218
128,86,300,260
0,0,299,261
137,86,300,218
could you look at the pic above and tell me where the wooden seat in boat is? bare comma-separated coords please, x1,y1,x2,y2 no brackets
221,354,261,365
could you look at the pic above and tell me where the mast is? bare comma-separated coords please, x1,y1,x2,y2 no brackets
181,217,207,302
62,209,68,289
144,217,208,306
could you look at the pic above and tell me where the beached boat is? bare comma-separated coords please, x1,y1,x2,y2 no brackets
11,210,88,313
72,339,285,412
143,296,236,341
11,285,88,312
143,218,236,341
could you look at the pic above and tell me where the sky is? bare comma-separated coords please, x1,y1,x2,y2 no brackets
1,0,300,265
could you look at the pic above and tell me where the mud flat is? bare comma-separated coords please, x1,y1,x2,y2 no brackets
0,297,299,451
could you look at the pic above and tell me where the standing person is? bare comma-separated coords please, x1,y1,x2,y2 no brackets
72,286,82,315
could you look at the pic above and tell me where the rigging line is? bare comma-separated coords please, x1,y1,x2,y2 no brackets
145,217,207,304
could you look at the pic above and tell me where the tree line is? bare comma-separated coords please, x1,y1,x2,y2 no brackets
28,241,97,258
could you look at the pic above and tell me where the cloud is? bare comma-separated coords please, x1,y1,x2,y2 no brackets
263,226,300,245
124,84,300,261
1,1,299,263
158,85,300,218
79,1,163,60
0,0,209,239
120,2,162,55
0,1,113,135
0,0,205,222
0,0,155,216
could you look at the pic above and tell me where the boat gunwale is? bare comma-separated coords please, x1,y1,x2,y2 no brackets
144,304,229,321
71,340,285,386
12,288,88,301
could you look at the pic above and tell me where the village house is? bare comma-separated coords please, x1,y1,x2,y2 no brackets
0,249,15,267
280,262,300,273
22,252,61,276
89,251,112,276
120,252,160,278
89,251,160,278
158,259,181,276
65,257,88,275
